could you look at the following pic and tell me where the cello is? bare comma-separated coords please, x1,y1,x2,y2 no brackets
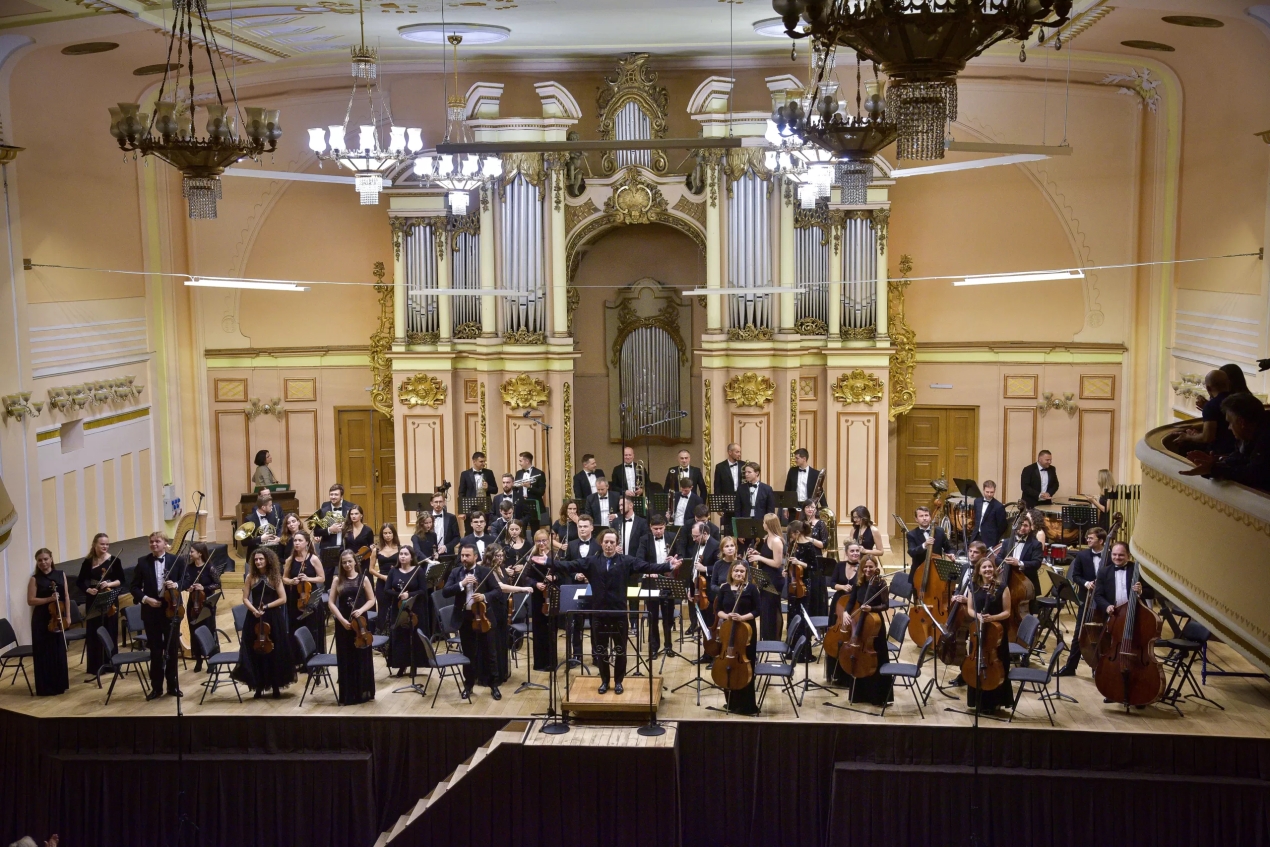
1093,554,1164,708
836,578,889,680
1076,514,1123,669
822,593,852,661
990,500,1034,643
709,575,754,693
962,618,1006,693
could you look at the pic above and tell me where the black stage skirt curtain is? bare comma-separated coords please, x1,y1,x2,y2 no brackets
675,722,1270,847
400,742,679,847
0,709,505,847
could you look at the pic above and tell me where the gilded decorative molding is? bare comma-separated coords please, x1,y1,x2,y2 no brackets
827,209,847,256
888,254,917,420
610,298,687,368
871,208,890,253
566,286,581,337
389,215,445,262
368,261,394,417
453,322,482,340
563,382,573,483
604,167,670,225
503,327,547,345
398,373,447,408
727,323,775,342
672,195,706,230
500,373,550,410
796,316,828,336
565,201,705,283
500,152,546,192
831,369,885,406
1140,465,1270,538
840,325,876,340
480,184,490,213
406,331,440,345
547,153,565,212
449,212,480,250
790,380,799,467
703,378,712,471
565,198,600,234
597,53,669,175
724,372,776,409
479,382,488,456
722,148,773,192
794,207,830,246
702,150,723,209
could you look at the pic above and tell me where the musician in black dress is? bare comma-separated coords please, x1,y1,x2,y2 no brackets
826,544,864,685
955,556,1014,713
839,558,892,706
27,548,69,696
784,520,818,640
849,505,883,566
77,532,123,679
550,500,581,553
182,542,221,673
282,530,326,655
745,513,786,641
341,504,374,560
131,532,185,699
709,536,743,618
800,502,830,617
526,529,558,671
411,513,438,563
714,560,760,716
482,544,513,685
442,542,505,699
233,548,296,698
369,524,401,635
385,547,429,677
328,549,377,705
279,513,304,561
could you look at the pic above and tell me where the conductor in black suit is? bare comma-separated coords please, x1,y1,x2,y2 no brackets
664,449,708,501
458,452,498,504
906,505,952,575
971,480,1009,550
1020,450,1060,509
512,451,547,532
130,531,187,699
736,462,777,520
1059,527,1107,676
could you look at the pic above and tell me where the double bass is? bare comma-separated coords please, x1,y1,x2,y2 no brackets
909,539,953,647
962,617,1006,693
1076,514,1123,669
991,499,1034,643
1093,558,1164,708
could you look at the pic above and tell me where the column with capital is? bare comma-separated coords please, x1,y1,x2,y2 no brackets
778,176,796,333
479,185,497,336
547,154,569,339
873,208,890,343
704,152,723,333
827,210,844,341
436,219,452,343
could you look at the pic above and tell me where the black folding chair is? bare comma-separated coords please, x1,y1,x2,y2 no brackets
1008,643,1067,726
755,635,806,717
231,604,248,646
123,604,148,651
415,629,472,708
94,627,151,705
0,618,33,695
293,626,338,707
880,636,934,718
1008,614,1040,666
193,627,241,704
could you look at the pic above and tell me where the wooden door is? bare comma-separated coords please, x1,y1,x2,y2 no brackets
895,405,978,538
336,408,395,530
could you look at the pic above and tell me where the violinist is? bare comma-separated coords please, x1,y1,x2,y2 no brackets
328,549,377,705
684,521,719,635
1058,527,1106,677
837,558,891,705
826,544,864,685
441,542,504,700
905,506,951,576
341,505,374,562
27,548,69,696
278,513,304,561
482,544,515,685
785,520,817,637
799,502,830,617
952,556,1014,714
997,513,1043,610
130,531,186,700
714,560,760,716
282,530,326,655
385,547,428,678
182,542,221,673
77,532,123,679
233,548,296,699
369,524,401,634
526,528,559,671
503,519,532,570
746,513,786,642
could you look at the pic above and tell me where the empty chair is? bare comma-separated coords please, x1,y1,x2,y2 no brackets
1158,620,1223,711
0,618,34,695
433,605,462,653
1008,614,1040,666
293,626,339,707
755,634,806,718
414,629,472,708
1008,643,1067,726
63,601,88,665
123,604,148,652
758,614,803,659
879,636,935,718
94,627,151,705
232,604,249,645
888,571,913,613
193,627,241,705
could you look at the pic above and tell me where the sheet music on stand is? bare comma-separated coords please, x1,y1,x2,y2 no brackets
747,565,779,595
86,588,119,619
732,517,765,540
426,558,452,588
773,491,799,511
460,495,491,516
394,593,422,630
931,554,964,584
649,493,671,517
646,575,689,602
1061,503,1099,537
707,494,736,515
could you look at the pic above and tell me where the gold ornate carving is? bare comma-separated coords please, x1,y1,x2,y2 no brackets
500,153,546,190
702,150,723,209
888,254,917,420
831,369,885,406
453,322,482,340
449,212,480,251
597,53,669,175
566,198,600,234
500,373,550,410
703,377,712,471
727,323,775,342
722,148,773,191
565,202,705,283
390,216,446,262
790,380,799,467
872,208,890,254
503,327,546,345
479,382,488,455
547,153,565,212
480,183,490,213
794,206,831,245
796,316,828,336
1140,466,1270,539
464,379,479,403
398,373,447,408
610,298,687,368
604,167,669,225
840,325,876,340
566,285,581,336
826,209,847,256
369,261,393,417
563,382,573,483
672,195,706,230
724,372,776,409
406,331,440,345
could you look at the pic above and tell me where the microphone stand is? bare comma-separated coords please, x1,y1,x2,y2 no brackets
172,490,204,847
538,543,568,735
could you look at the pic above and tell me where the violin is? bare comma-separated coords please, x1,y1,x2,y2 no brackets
186,554,216,620
90,559,120,618
395,565,424,631
788,555,807,600
836,579,888,680
293,554,320,610
251,580,274,655
1077,514,1123,670
709,580,753,692
163,582,184,621
46,575,70,633
471,596,492,633
1093,558,1164,708
351,614,374,649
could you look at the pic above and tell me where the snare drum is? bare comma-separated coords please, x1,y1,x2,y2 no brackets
1048,543,1068,562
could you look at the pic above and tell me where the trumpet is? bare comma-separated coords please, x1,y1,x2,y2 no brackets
512,473,543,489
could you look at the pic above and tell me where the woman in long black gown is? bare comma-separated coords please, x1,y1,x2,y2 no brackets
745,513,785,641
77,533,123,680
525,529,557,671
848,505,883,572
281,530,326,656
482,544,513,685
342,505,375,560
957,556,1014,713
550,501,579,554
800,502,830,617
714,560,760,716
233,548,296,698
385,547,428,677
411,513,437,563
278,513,303,562
784,520,818,640
839,558,892,706
501,522,531,655
369,523,400,635
826,544,864,685
27,548,69,696
328,550,377,705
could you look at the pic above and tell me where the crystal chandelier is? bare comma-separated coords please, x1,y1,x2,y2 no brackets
411,34,502,216
771,0,1072,160
307,0,422,204
107,0,281,219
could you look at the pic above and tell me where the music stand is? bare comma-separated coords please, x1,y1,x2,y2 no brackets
732,517,765,540
671,603,721,705
774,491,799,512
707,494,736,516
459,496,491,518
556,586,591,677
424,560,449,589
649,492,671,517
647,576,689,673
86,588,120,620
1061,504,1099,544
401,493,431,521
920,555,964,698
746,565,779,595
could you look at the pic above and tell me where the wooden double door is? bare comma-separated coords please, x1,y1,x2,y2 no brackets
895,405,978,537
336,408,396,531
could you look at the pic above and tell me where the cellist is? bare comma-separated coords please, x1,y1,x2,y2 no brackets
825,544,864,685
838,557,891,706
715,560,760,716
952,556,1014,715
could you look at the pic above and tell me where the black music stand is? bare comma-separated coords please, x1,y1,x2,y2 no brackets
746,565,779,595
672,603,721,705
556,586,591,677
707,494,736,517
920,554,966,698
774,490,799,512
1061,503,1099,545
649,492,671,518
647,576,689,673
732,517,765,541
401,493,431,523
459,496,491,518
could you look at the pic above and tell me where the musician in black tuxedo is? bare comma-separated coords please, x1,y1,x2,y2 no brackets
611,446,644,501
512,452,547,532
458,452,498,504
680,521,719,633
663,449,708,501
642,514,680,657
906,505,953,574
490,475,516,527
459,511,496,559
1092,540,1151,618
313,484,357,551
585,478,621,528
783,449,823,515
489,499,517,542
558,527,676,693
1059,527,1107,676
736,462,777,520
564,516,601,663
440,543,505,699
572,453,605,501
130,532,187,699
997,512,1044,605
689,504,720,544
612,496,652,560
1020,450,1060,509
666,476,703,531
242,489,285,560
971,481,1009,550
712,443,744,523
426,491,462,556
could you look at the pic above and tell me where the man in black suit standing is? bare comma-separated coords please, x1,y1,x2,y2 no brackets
490,474,516,526
782,448,822,520
1059,527,1107,677
736,462,776,521
565,515,600,664
712,443,744,523
572,453,605,501
612,446,644,503
585,477,620,529
512,451,547,532
998,512,1044,606
131,531,186,700
458,451,497,506
242,489,284,560
906,506,953,575
313,483,356,552
440,542,504,700
971,480,1009,550
427,491,461,556
681,521,719,633
642,513,680,657
613,495,652,561
664,449,708,501
667,475,703,533
1020,450,1060,509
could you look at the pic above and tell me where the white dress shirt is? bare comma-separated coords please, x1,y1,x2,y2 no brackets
598,501,610,527
622,464,636,493
653,537,667,564
979,499,990,525
674,496,690,526
585,472,598,494
432,511,446,547
1114,568,1129,606
729,462,740,490
1038,466,1050,494
796,468,809,502
577,541,592,558
620,518,635,555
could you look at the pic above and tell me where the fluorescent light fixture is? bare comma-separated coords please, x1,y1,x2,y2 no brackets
954,270,1085,287
684,286,790,296
408,288,542,298
891,153,1047,178
186,277,310,292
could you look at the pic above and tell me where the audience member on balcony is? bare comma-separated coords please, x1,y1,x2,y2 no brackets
1163,369,1237,457
1181,392,1270,494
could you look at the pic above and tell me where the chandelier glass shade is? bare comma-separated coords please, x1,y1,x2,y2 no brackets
107,0,281,219
770,0,1072,159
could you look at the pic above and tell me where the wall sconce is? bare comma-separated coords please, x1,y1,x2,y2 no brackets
47,376,143,415
1037,392,1078,417
1171,372,1206,408
3,392,44,421
246,397,284,421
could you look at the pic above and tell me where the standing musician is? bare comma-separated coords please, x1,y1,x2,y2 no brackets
385,547,429,678
371,524,402,634
130,531,186,700
77,532,123,680
279,513,304,561
341,505,374,561
612,446,644,504
442,542,505,700
410,513,438,564
643,514,680,658
428,491,461,556
182,542,221,674
785,520,818,641
490,475,517,527
668,475,703,532
711,535,743,600
664,449,708,501
328,549,377,705
783,448,823,520
952,555,1014,714
848,506,884,565
565,515,600,666
282,530,326,654
692,504,721,542
997,513,1043,607
561,527,677,694
736,462,777,521
826,544,865,685
243,489,284,559
458,451,498,504
512,451,547,533
313,483,356,552
1058,527,1107,677
746,513,786,641
714,560,761,716
799,502,830,617
28,548,70,697
550,501,581,552
573,453,606,500
481,544,515,686
1093,541,1149,623
526,528,559,672
1020,450,1060,509
613,495,652,560
461,511,496,559
233,548,295,699
906,505,952,575
712,444,744,528
586,478,620,529
971,481,1009,550
683,521,720,636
